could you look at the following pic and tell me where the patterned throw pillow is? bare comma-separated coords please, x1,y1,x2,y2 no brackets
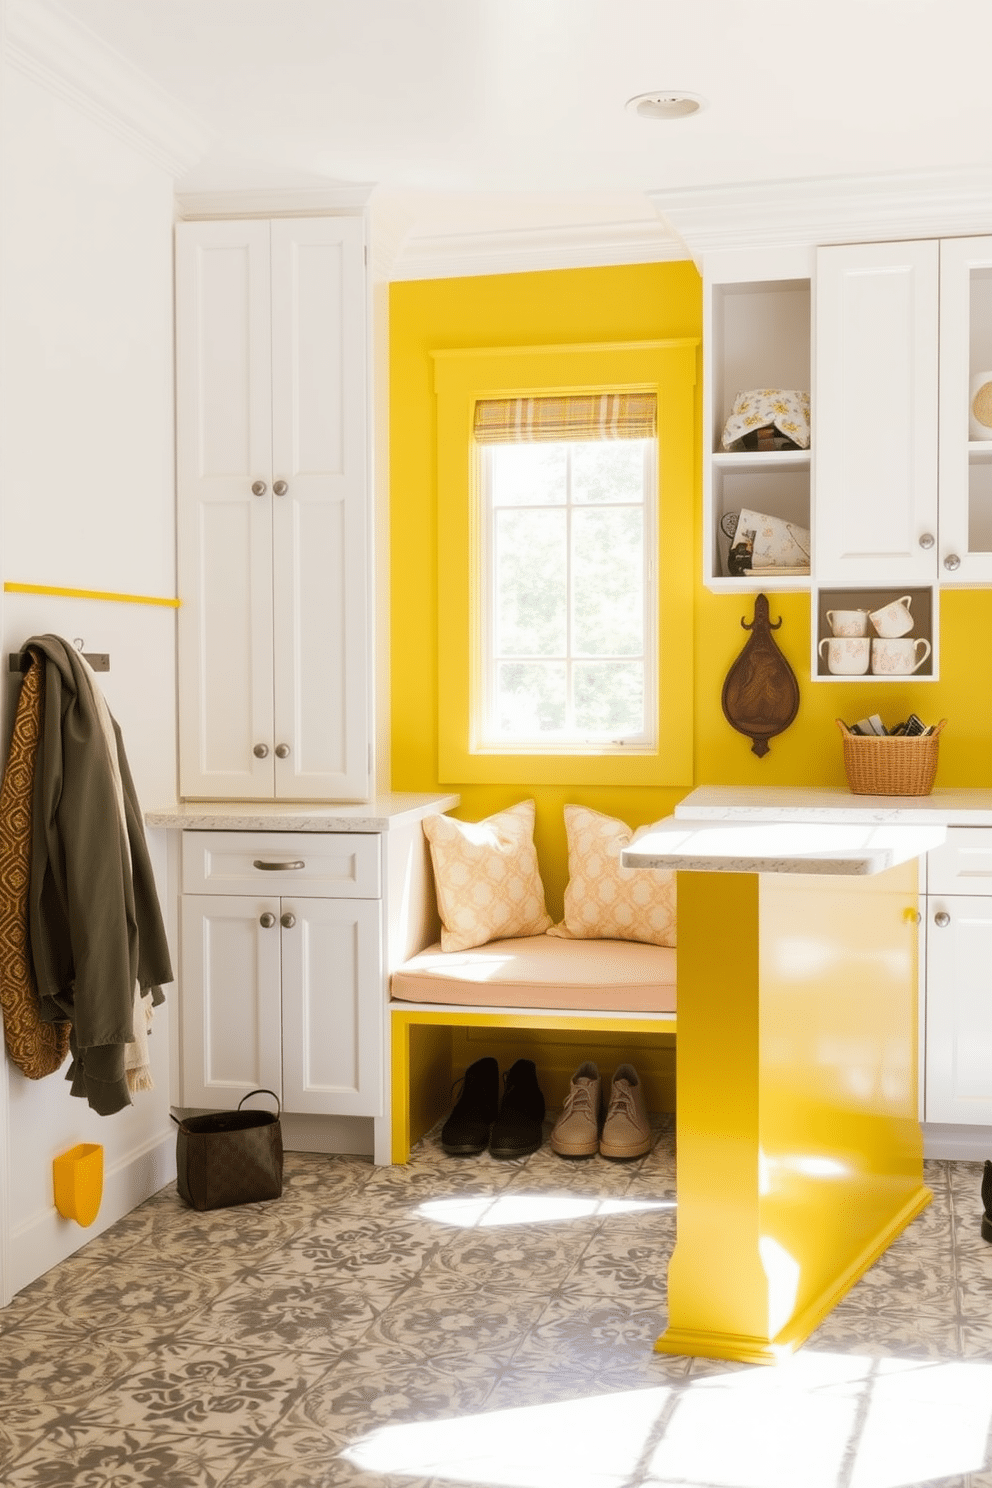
548,804,676,947
423,800,552,952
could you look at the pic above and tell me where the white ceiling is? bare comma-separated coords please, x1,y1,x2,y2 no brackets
18,0,992,266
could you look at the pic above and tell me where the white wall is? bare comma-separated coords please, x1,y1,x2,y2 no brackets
0,61,179,1299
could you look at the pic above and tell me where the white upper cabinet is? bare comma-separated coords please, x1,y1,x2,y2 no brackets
938,235,992,585
815,240,940,587
176,217,370,801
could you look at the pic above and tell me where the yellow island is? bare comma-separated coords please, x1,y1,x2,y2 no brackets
623,806,946,1365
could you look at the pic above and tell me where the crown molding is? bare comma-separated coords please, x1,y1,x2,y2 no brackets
175,185,375,221
389,217,687,281
650,165,992,263
4,0,207,177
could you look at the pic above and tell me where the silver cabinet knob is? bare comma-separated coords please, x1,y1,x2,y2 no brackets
280,912,296,929
274,743,290,759
253,743,270,758
251,480,267,497
259,912,276,928
944,554,961,571
918,532,935,550
934,910,951,927
273,480,288,496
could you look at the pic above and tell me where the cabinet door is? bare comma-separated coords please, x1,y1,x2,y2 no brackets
925,893,992,1124
280,897,382,1117
938,235,992,585
815,241,939,585
176,220,276,799
270,218,370,801
180,894,283,1108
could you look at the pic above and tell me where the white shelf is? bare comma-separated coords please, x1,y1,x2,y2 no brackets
712,449,811,472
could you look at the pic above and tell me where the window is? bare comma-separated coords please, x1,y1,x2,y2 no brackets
432,339,697,787
475,394,657,753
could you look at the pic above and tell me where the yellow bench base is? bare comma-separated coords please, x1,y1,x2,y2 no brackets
389,1004,677,1164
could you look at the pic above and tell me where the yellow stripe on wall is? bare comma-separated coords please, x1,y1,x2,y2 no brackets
4,582,180,608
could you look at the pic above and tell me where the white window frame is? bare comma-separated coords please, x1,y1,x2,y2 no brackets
475,436,658,756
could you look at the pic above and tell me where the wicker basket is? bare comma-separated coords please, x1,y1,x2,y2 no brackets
836,719,946,797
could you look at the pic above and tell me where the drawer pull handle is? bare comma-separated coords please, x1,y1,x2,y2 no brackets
253,859,306,872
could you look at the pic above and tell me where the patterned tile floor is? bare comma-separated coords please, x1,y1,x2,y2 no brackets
2,1115,992,1487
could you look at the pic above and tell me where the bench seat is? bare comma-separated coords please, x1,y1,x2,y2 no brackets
388,934,677,1161
390,934,677,1014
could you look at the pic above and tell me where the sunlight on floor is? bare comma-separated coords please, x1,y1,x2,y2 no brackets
344,1353,992,1488
417,1195,676,1228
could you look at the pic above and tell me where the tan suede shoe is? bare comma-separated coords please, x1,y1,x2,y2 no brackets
550,1062,602,1157
600,1064,652,1159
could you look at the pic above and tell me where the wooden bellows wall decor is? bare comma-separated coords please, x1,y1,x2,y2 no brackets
721,593,800,757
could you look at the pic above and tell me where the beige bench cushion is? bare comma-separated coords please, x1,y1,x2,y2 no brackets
391,935,676,1014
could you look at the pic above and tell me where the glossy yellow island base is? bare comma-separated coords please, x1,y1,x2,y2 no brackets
658,861,929,1365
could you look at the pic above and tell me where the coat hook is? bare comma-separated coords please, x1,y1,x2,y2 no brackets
73,638,85,652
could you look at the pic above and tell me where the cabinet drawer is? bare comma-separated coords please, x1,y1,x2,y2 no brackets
927,827,992,895
181,831,380,898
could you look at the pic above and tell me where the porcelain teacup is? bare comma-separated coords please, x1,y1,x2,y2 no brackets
870,637,931,675
869,596,914,638
826,608,869,638
819,637,871,675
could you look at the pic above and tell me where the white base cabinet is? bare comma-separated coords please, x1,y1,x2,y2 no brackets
924,827,992,1125
179,831,383,1116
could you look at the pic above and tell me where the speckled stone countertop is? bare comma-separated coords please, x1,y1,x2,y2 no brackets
622,816,946,876
145,793,459,833
673,785,992,826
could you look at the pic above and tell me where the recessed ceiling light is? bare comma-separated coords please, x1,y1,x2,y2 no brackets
627,91,705,121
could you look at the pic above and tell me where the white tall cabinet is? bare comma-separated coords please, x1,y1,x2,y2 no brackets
175,216,370,801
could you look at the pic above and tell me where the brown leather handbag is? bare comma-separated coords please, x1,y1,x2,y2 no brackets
172,1089,283,1210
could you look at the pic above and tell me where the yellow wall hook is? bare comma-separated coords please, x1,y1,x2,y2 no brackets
53,1144,103,1227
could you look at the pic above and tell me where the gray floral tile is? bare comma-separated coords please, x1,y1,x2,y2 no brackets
362,1280,544,1358
281,1209,446,1284
285,1352,497,1434
2,1426,255,1487
422,1214,597,1297
12,1257,224,1336
77,1341,314,1438
222,1422,438,1488
192,1267,401,1355
512,1281,670,1388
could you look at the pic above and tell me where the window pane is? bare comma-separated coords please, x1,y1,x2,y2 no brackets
573,662,644,736
572,507,643,656
495,509,567,657
572,441,647,504
491,443,567,506
496,662,567,734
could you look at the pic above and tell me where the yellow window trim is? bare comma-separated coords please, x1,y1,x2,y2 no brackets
432,338,699,788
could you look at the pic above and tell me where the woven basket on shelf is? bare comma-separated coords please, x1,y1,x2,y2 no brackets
836,719,946,797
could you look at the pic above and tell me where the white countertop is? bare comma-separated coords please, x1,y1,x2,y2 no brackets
674,785,992,827
145,793,460,833
623,817,946,876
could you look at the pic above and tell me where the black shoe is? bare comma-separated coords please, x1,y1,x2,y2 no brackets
441,1057,500,1155
489,1059,546,1160
982,1161,992,1242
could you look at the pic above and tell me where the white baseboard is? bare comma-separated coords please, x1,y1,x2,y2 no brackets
922,1123,992,1161
8,1130,176,1299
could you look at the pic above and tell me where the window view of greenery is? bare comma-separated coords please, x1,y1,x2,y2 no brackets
481,438,655,749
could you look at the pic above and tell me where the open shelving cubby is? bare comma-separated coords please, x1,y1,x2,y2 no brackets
704,270,812,591
813,586,938,683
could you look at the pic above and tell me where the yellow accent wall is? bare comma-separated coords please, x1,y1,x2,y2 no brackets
390,261,992,918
